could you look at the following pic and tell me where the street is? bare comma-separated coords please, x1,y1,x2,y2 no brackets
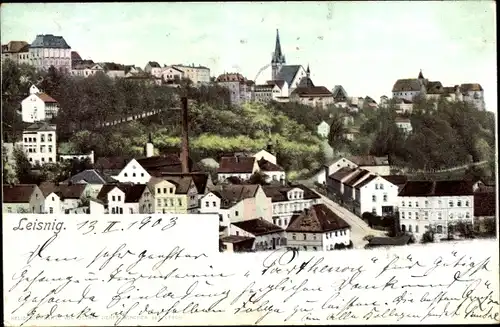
317,193,387,249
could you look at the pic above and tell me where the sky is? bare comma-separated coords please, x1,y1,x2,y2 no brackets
1,2,497,112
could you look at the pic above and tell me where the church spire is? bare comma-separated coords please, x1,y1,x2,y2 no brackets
306,64,310,75
418,69,424,79
271,29,285,64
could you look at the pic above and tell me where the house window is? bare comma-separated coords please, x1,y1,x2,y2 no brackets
48,146,52,153
163,188,167,193
466,212,470,219
457,200,462,207
41,135,45,142
49,207,53,214
401,212,405,219
124,173,128,177
141,173,144,177
415,201,419,207
303,234,306,240
383,194,388,202
129,208,134,214
449,200,453,207
112,196,116,201
157,188,161,194
235,211,239,216
132,173,136,177
449,213,454,219
178,199,182,206
424,211,429,219
415,225,419,233
157,199,161,206
169,199,174,206
401,201,405,207
425,200,429,207
375,184,379,190
169,188,174,193
380,184,384,190
415,212,419,219
438,212,442,219
212,201,216,207
292,234,296,240
408,201,412,207
117,196,121,201
408,212,412,218
372,195,376,202
465,200,470,207
205,201,209,207
313,246,317,251
436,225,443,234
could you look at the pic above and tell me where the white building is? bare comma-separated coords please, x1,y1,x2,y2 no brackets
113,158,151,184
3,184,44,214
398,180,475,240
254,80,289,103
395,98,414,114
1,41,29,64
22,122,57,166
21,85,60,123
144,61,163,78
317,120,330,138
252,149,277,165
263,184,322,229
257,158,286,183
173,64,211,85
161,66,184,85
286,204,351,251
230,218,286,251
395,117,413,134
216,73,255,106
95,184,149,214
320,157,359,185
29,34,71,73
352,173,399,217
41,183,88,214
217,156,259,182
71,63,104,77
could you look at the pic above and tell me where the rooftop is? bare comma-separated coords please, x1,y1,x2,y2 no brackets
232,218,283,236
287,204,351,233
3,184,37,203
30,34,70,49
399,180,474,197
217,156,256,173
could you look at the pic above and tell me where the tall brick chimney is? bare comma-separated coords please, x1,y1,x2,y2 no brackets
181,97,189,173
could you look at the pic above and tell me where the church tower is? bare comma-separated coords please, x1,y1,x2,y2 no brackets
271,29,286,80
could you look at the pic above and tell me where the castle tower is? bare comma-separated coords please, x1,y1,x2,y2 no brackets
271,29,286,80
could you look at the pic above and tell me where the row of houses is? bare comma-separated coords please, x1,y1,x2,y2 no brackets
323,156,495,241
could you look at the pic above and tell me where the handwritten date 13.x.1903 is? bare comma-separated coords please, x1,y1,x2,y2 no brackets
76,216,178,235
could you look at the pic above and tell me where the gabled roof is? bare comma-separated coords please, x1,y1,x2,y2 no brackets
208,184,259,208
3,184,37,203
95,156,131,171
297,76,315,88
147,61,161,68
40,183,87,199
262,184,320,202
332,85,348,99
35,93,58,103
65,169,117,184
152,172,209,194
24,121,56,132
426,81,444,94
474,192,496,217
329,167,357,181
354,174,378,189
71,51,82,61
30,34,70,49
287,204,350,233
291,86,332,97
275,65,301,86
343,169,371,187
392,79,422,92
124,184,148,203
216,72,246,82
217,156,256,173
258,158,283,172
232,218,283,236
399,180,474,197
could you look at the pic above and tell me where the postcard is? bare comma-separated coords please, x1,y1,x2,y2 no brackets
1,1,498,326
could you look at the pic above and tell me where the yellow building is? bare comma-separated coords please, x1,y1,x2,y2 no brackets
148,176,198,214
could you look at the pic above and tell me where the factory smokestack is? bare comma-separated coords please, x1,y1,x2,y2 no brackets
181,97,189,173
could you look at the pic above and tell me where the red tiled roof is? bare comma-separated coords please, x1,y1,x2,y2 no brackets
287,204,350,233
399,180,474,197
292,86,332,97
36,93,58,103
258,158,283,172
217,156,256,173
232,218,283,236
3,184,37,203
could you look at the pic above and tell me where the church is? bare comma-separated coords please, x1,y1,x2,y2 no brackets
269,29,333,108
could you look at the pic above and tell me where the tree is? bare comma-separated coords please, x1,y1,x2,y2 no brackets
13,147,37,184
327,113,348,151
421,227,435,243
2,144,18,184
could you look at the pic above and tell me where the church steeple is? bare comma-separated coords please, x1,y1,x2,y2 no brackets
306,64,310,77
418,69,424,79
271,29,286,80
